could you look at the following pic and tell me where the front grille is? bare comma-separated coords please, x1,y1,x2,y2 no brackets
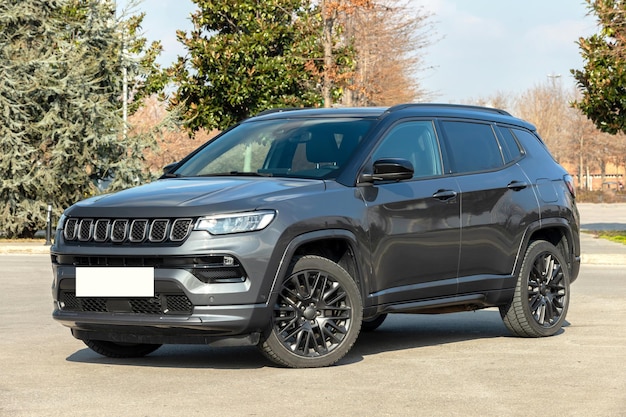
63,217,194,245
60,292,193,315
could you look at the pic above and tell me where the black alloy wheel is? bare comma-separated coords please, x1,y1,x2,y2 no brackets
260,255,363,368
501,240,570,337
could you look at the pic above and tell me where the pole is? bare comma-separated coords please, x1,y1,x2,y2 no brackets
44,203,52,246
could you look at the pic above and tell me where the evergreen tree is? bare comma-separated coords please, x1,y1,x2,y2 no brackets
168,0,323,132
0,0,162,238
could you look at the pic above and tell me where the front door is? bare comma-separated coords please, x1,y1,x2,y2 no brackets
360,120,461,306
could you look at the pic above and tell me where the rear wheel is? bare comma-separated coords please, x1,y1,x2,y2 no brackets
84,340,162,358
260,255,363,368
500,240,570,337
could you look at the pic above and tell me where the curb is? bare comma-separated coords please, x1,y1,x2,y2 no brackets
0,246,51,255
581,253,626,266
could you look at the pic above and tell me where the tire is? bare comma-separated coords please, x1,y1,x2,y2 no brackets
361,314,387,332
500,240,570,338
260,255,363,368
84,340,162,358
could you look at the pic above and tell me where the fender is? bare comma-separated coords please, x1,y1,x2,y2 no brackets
266,228,370,307
512,217,580,282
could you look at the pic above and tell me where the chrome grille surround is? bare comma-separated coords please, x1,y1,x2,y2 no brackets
129,220,148,242
149,219,168,242
93,219,110,242
78,219,93,241
170,219,193,242
63,217,194,244
111,219,128,242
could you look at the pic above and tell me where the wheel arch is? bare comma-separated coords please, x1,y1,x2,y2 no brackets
516,218,579,282
267,229,367,305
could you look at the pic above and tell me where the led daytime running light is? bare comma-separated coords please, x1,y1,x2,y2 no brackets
195,210,275,235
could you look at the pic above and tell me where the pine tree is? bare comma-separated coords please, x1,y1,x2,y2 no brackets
0,0,162,238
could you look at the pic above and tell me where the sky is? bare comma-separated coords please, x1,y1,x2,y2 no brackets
122,0,599,103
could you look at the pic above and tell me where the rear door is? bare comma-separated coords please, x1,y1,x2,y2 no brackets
438,120,540,295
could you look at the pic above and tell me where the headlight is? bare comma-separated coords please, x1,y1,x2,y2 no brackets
195,210,276,235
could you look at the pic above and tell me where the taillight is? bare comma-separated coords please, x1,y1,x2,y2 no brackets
564,174,576,198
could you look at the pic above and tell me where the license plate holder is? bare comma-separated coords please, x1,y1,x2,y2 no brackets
76,267,154,297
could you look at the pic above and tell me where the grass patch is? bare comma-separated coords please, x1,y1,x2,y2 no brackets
596,231,626,245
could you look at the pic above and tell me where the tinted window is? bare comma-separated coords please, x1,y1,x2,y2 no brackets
497,127,524,163
372,121,443,179
440,121,503,173
174,118,374,179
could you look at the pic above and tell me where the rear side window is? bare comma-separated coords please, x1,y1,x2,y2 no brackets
440,121,504,173
496,127,524,163
510,127,557,163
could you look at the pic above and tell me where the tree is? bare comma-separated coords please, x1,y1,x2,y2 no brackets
316,0,371,107
516,78,568,161
132,96,214,174
572,0,626,134
169,0,322,132
464,91,513,112
340,0,435,106
566,103,602,189
0,0,161,238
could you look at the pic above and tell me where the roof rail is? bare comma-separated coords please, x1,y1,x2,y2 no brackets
255,107,308,117
387,103,512,116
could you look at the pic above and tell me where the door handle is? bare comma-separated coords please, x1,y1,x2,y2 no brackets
507,180,529,191
432,189,457,201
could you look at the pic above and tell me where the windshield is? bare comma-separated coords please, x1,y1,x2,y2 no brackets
173,117,375,179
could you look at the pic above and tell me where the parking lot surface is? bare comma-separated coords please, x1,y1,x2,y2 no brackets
1,250,625,416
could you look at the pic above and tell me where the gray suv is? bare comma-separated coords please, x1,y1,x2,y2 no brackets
51,104,580,368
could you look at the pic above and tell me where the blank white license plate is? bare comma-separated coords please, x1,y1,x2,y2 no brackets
76,267,154,297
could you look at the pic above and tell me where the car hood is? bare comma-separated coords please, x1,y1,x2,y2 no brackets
66,177,326,218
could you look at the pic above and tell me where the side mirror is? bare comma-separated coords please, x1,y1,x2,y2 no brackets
358,158,414,184
162,162,178,175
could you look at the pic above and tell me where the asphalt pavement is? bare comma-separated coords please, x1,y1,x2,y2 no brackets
1,203,624,416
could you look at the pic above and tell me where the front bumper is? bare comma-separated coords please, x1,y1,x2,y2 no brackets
53,304,270,346
50,229,281,345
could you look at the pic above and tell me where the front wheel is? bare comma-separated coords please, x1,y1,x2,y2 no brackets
500,240,570,337
260,255,363,368
84,340,162,358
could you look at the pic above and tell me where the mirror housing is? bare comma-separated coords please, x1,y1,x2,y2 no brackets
358,158,414,184
162,162,178,175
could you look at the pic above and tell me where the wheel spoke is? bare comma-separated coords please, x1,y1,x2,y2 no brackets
526,250,567,328
544,300,556,323
529,294,542,314
274,267,353,358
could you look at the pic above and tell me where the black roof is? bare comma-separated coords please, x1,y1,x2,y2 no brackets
248,103,535,130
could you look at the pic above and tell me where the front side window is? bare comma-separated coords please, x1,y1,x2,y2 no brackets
371,120,443,179
173,118,374,179
440,121,504,173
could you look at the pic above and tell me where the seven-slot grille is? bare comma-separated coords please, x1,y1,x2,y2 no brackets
64,218,194,244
